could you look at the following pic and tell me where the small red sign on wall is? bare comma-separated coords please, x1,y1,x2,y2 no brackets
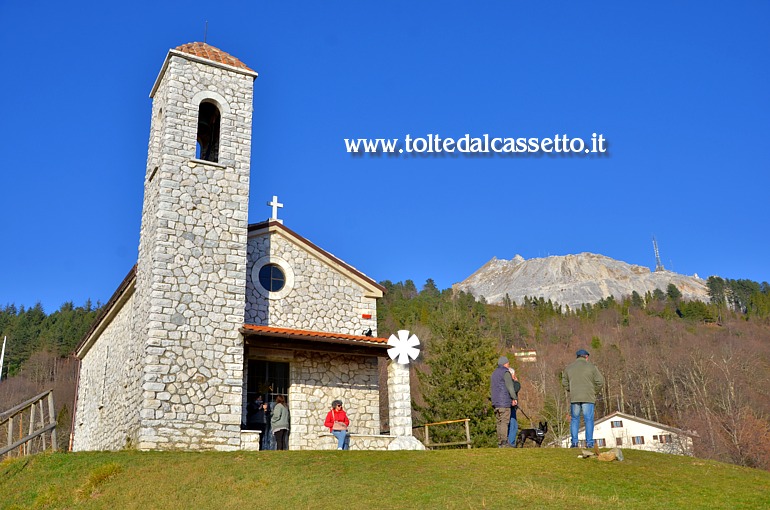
362,314,372,319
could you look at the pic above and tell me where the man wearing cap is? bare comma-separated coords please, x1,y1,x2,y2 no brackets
562,349,605,448
490,356,518,448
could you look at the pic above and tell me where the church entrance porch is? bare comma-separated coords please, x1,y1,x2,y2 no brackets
243,359,290,450
240,325,389,450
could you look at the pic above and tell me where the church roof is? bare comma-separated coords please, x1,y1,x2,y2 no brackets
75,265,136,358
174,42,254,72
152,42,257,97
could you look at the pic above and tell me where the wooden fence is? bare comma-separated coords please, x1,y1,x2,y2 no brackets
414,418,472,449
0,389,57,457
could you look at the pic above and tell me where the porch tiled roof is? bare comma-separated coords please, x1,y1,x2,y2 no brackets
241,324,388,345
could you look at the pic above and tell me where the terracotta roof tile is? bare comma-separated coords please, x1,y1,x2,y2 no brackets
174,42,253,72
242,324,388,345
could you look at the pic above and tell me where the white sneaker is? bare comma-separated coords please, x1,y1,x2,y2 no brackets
337,447,342,450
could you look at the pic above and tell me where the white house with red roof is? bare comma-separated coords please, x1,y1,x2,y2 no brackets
561,411,694,455
71,43,422,452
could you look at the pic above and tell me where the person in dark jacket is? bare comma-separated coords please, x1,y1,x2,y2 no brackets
562,349,604,448
490,356,518,448
246,394,270,449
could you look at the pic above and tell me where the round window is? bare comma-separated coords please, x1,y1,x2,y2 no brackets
258,264,285,292
250,255,294,299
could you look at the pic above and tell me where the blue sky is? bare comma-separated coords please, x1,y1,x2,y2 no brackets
1,1,768,313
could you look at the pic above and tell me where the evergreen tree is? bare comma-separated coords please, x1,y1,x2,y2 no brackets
421,279,440,298
415,305,498,448
728,279,761,313
707,276,727,305
666,283,682,301
677,300,716,323
748,291,770,319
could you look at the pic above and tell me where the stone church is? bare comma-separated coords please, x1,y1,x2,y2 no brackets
71,43,422,452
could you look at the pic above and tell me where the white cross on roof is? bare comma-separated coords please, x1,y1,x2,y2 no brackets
267,195,284,224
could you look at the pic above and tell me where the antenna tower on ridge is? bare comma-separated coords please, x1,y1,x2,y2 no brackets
653,236,665,272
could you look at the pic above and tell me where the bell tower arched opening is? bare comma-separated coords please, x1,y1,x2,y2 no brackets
196,101,221,162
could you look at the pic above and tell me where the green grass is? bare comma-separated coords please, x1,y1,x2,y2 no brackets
1,448,769,509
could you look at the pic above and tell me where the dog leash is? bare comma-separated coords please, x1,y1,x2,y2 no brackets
516,405,533,425
516,405,545,436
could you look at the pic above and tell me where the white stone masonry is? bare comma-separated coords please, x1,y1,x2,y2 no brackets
387,361,425,450
134,51,254,451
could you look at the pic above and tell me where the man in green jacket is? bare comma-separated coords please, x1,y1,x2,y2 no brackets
562,349,604,448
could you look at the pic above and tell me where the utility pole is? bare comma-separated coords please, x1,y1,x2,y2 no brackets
0,336,6,382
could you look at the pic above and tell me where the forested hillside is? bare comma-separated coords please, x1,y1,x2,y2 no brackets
378,278,770,470
0,301,102,449
0,301,101,375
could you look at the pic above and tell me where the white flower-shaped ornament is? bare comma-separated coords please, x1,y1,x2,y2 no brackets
387,330,420,364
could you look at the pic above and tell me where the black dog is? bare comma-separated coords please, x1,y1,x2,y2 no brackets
516,421,548,447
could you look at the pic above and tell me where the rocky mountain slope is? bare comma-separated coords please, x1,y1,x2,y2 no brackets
454,253,710,309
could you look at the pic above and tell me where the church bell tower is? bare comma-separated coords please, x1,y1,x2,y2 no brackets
134,43,257,450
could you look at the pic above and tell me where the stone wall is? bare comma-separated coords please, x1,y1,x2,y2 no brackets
316,433,396,450
134,53,254,450
244,233,378,336
131,58,166,450
285,351,380,450
240,431,261,451
73,292,142,451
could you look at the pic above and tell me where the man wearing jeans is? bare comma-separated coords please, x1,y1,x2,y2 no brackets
506,368,521,447
562,349,604,448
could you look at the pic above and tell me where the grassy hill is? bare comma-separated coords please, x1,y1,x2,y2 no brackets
2,449,769,509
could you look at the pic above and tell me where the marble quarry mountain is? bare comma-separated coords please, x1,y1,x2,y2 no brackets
454,253,710,310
